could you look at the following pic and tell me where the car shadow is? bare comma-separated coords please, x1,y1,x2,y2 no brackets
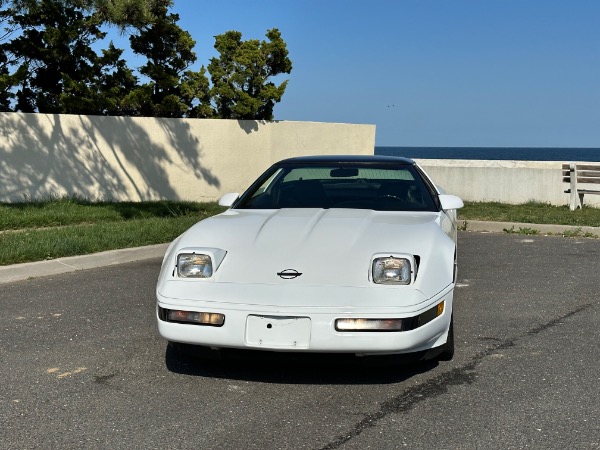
164,344,439,385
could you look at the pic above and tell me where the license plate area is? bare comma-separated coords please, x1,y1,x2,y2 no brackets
245,315,311,349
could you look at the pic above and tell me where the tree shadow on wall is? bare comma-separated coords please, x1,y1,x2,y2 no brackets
238,119,262,134
158,118,220,189
0,113,220,202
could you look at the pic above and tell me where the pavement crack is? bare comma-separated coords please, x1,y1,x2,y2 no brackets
319,362,480,450
318,301,597,450
478,336,503,342
94,372,118,384
526,301,595,336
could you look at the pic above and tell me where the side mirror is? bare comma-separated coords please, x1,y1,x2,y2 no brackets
439,194,464,210
218,192,239,207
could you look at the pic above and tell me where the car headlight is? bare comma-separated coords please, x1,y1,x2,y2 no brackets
372,256,411,285
177,253,213,278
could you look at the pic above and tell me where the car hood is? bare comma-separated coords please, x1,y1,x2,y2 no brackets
158,208,456,298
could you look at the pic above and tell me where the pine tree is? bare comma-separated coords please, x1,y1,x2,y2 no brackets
127,0,210,117
0,0,137,114
208,28,292,120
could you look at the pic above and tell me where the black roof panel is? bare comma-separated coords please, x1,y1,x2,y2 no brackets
277,154,415,165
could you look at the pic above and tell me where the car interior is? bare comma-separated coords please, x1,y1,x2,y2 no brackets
239,166,438,212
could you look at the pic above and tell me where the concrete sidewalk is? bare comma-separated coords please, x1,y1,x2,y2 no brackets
0,221,597,285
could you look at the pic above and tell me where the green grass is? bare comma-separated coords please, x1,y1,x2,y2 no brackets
458,201,600,228
1,198,598,266
0,198,226,266
0,196,224,231
0,217,205,265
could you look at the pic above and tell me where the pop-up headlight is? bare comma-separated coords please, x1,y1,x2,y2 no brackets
177,253,213,278
372,255,412,285
175,248,227,279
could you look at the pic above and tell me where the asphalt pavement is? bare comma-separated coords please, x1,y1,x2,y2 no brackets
1,231,598,449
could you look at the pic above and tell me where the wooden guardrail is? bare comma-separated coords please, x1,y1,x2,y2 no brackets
562,163,600,210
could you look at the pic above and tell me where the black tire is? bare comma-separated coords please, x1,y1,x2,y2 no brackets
437,315,455,361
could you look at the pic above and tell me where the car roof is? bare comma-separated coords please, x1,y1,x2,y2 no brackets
276,155,415,165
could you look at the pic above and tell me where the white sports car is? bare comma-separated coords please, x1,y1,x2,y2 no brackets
156,155,464,361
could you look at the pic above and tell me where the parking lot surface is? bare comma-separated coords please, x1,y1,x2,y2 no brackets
1,232,599,449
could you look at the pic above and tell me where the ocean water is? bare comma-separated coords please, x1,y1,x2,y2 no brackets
375,147,600,162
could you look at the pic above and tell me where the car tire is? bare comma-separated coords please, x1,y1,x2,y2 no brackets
437,315,455,361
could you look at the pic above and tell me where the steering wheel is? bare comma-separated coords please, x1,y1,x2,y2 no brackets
376,194,403,201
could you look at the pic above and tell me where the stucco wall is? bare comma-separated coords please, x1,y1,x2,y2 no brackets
416,159,600,208
2,112,593,208
0,112,376,202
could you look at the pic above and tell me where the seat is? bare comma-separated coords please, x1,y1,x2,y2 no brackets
292,180,332,208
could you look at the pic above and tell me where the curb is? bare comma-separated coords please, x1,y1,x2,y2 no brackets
462,220,599,236
1,221,598,285
0,243,169,285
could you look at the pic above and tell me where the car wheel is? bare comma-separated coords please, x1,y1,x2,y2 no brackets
437,315,455,361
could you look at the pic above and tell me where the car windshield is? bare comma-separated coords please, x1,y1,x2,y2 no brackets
236,163,438,212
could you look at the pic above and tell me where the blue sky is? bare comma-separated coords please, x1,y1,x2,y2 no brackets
112,1,600,147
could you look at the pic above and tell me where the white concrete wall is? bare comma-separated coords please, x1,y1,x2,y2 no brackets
2,112,593,208
416,159,600,208
0,112,376,202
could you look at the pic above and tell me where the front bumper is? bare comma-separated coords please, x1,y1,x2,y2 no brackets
156,284,454,356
